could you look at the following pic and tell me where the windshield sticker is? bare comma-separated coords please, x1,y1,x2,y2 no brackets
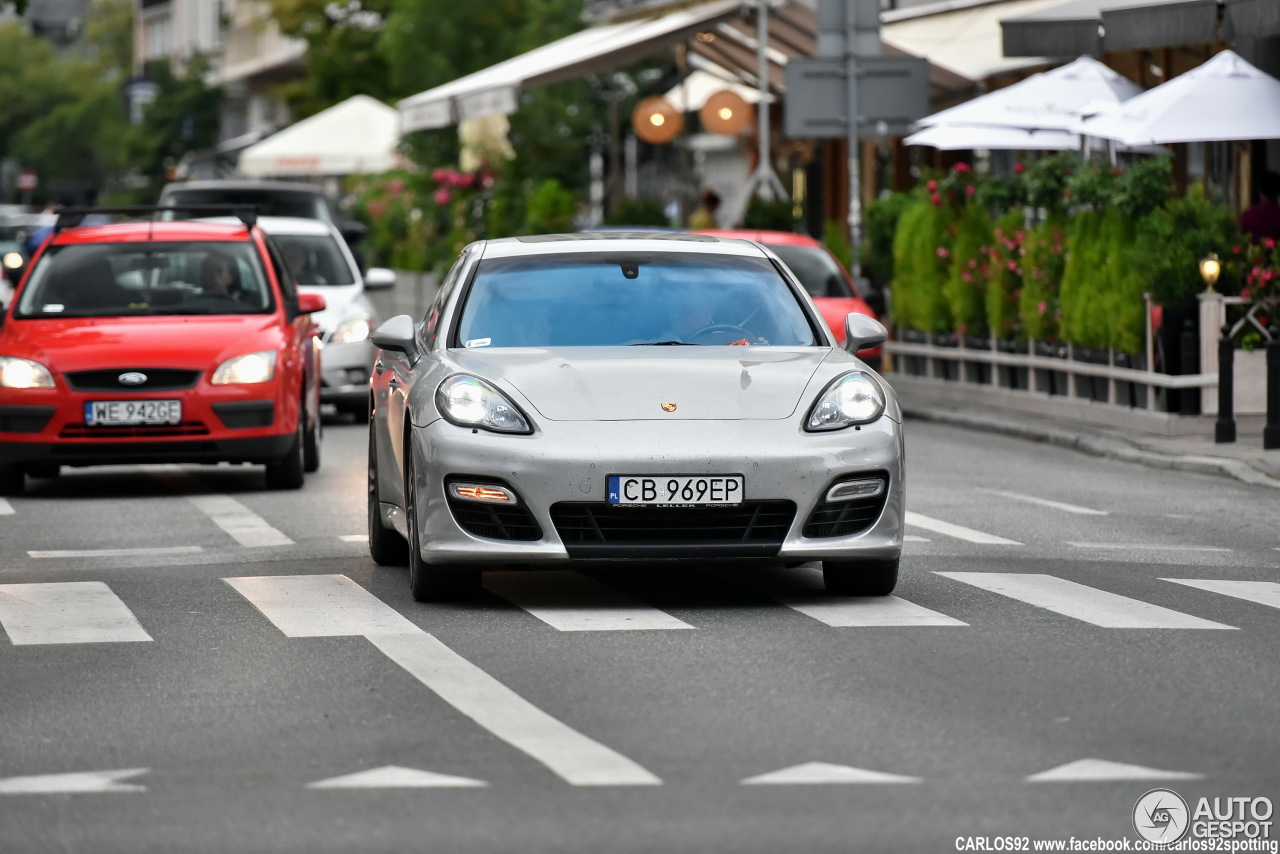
465,338,492,348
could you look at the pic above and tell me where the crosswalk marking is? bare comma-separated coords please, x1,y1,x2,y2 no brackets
189,495,293,547
1163,579,1280,611
227,574,662,787
0,498,13,515
0,768,148,794
741,762,921,785
1027,759,1201,782
28,546,204,559
483,571,694,631
782,593,968,627
977,488,1108,516
0,582,153,645
339,535,368,543
906,512,1022,545
1068,542,1232,553
307,766,487,789
936,573,1236,629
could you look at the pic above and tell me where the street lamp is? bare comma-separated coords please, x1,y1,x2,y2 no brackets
1199,252,1221,293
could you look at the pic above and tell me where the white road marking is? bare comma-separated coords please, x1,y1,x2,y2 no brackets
782,594,967,627
1027,759,1201,782
227,574,661,787
28,546,204,559
339,535,368,543
189,495,293,547
936,573,1236,630
905,512,1021,545
742,762,921,785
483,571,693,632
1067,542,1232,553
0,768,148,794
0,582,153,645
0,498,13,515
904,535,931,543
1163,579,1280,611
977,488,1107,516
307,766,487,789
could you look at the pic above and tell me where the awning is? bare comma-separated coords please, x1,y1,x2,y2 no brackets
397,0,741,133
1223,0,1280,39
238,95,403,177
1102,0,1218,52
1001,0,1108,58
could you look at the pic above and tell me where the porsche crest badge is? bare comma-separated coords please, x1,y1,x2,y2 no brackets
661,402,677,412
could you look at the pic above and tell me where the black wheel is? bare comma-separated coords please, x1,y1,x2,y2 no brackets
303,404,321,473
368,423,407,566
822,558,899,596
265,404,306,490
0,466,24,497
405,443,479,602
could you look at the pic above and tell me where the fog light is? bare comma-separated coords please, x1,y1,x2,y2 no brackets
824,478,885,502
449,483,518,504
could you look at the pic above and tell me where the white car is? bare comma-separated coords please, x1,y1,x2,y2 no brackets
213,217,396,417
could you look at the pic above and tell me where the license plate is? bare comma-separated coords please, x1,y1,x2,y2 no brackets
607,475,744,506
85,399,182,426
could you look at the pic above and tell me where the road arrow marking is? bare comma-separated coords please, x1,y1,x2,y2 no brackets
307,766,487,789
742,762,921,785
1027,759,1202,782
0,768,147,794
1163,579,1280,611
936,573,1236,629
483,571,694,631
0,582,153,644
977,488,1108,516
227,574,661,787
906,512,1021,545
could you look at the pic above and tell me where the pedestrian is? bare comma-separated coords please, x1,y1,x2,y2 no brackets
688,188,721,230
1239,170,1280,244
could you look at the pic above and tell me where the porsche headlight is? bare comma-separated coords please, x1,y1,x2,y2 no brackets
806,371,885,431
212,351,276,385
332,315,373,344
436,375,531,434
0,356,55,389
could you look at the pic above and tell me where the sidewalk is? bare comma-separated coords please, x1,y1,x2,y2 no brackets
893,382,1280,490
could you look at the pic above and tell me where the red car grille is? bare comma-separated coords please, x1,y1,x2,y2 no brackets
59,421,212,439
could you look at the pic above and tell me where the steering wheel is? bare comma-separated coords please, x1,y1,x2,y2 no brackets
689,323,754,344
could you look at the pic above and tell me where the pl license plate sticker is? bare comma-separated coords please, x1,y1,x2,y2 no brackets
607,475,744,506
85,399,182,426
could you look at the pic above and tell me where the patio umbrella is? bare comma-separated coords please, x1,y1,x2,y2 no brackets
1077,50,1280,146
915,56,1142,132
904,124,1080,151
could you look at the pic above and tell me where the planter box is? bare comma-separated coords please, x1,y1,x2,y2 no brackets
996,339,1029,390
931,332,959,381
1114,352,1149,409
962,335,992,385
1070,346,1111,403
1034,342,1070,396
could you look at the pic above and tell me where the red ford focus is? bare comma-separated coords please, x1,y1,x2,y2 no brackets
0,207,325,495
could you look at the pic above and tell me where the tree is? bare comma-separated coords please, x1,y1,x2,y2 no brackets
268,0,396,115
0,22,78,166
128,59,223,191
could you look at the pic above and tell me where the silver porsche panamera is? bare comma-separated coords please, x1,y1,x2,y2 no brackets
367,233,905,601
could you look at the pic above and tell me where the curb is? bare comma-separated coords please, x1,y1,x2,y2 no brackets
902,405,1280,490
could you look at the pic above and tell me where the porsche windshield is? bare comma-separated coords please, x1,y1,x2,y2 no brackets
15,242,273,318
455,252,819,348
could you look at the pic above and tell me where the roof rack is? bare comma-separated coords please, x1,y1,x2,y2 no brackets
53,205,259,232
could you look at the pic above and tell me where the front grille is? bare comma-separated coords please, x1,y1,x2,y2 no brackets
445,478,542,541
59,422,211,439
803,473,890,538
65,369,202,392
550,500,796,558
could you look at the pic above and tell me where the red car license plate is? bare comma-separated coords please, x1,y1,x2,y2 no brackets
85,399,182,426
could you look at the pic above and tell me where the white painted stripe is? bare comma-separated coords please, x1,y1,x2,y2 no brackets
1068,542,1232,553
228,574,661,787
0,498,13,515
1163,579,1280,611
0,582,153,645
780,593,966,628
28,546,204,559
339,535,368,543
0,768,147,794
308,766,487,789
977,488,1107,516
742,762,920,785
190,495,293,547
903,535,931,543
906,512,1021,545
483,571,693,632
937,573,1235,629
1027,759,1201,782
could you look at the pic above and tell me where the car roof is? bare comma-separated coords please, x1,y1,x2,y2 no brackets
478,232,770,259
200,215,334,237
162,180,327,195
695,229,824,248
50,221,256,245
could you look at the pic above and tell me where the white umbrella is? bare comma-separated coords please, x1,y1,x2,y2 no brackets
904,124,1080,151
916,56,1142,132
238,95,404,177
1076,50,1280,146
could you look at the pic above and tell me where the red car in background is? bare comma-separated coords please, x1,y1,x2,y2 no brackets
0,207,325,496
696,229,882,367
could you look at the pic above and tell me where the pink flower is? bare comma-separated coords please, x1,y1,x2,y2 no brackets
1013,162,1025,174
1266,238,1276,250
936,246,950,259
1232,245,1242,255
1007,261,1018,272
962,272,973,283
366,201,385,219
926,180,938,192
432,168,448,183
1242,288,1251,300
953,162,971,174
480,172,496,190
1038,301,1047,315
388,179,405,194
930,192,942,207
965,185,976,197
435,188,452,205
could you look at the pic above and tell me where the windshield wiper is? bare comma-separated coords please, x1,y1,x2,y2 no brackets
629,340,691,346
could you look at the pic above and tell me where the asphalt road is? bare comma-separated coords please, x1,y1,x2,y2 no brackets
0,414,1276,853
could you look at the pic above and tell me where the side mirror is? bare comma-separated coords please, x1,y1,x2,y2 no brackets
298,292,327,314
371,314,418,356
844,313,887,353
340,222,369,244
363,267,396,290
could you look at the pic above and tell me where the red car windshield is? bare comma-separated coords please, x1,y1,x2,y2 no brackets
14,241,273,318
764,244,855,299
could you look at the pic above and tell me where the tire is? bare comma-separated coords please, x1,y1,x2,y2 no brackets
265,404,306,490
303,404,321,473
822,558,899,596
367,423,408,566
0,466,24,497
405,442,479,602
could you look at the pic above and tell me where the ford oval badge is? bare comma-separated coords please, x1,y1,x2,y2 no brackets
118,372,148,386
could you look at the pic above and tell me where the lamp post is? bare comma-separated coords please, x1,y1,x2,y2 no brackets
1199,253,1221,294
